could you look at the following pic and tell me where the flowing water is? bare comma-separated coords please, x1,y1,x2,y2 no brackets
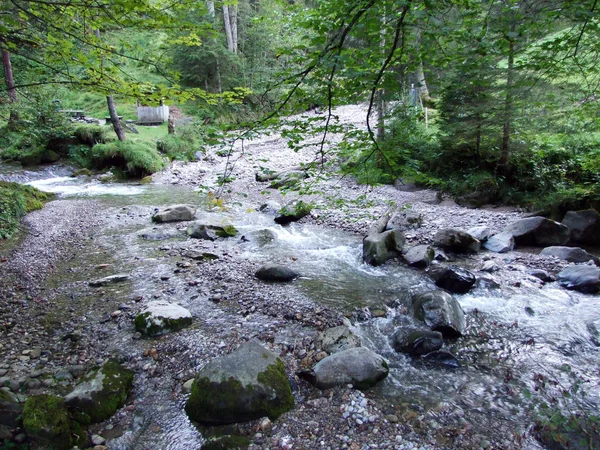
3,164,600,449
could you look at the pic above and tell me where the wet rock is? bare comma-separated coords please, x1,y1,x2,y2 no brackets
89,274,130,287
139,231,178,241
402,245,434,268
529,269,555,282
502,216,570,247
467,226,492,242
483,232,515,253
185,342,294,424
306,347,388,390
433,229,480,254
64,361,134,423
246,229,277,246
258,201,282,215
0,389,22,427
422,351,460,368
557,265,600,294
315,325,361,354
186,223,237,240
562,209,600,245
391,328,443,356
134,300,192,336
183,250,219,261
151,204,197,223
411,290,466,338
255,264,299,282
274,200,312,225
429,265,476,294
540,246,599,265
481,260,500,273
386,211,423,231
363,229,405,266
23,394,82,450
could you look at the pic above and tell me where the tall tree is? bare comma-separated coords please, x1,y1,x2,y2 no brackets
1,47,19,129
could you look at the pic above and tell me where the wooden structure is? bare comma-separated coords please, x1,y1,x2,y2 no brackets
136,104,169,125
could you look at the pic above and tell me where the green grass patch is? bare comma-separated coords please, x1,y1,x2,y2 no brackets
0,181,54,239
89,140,166,178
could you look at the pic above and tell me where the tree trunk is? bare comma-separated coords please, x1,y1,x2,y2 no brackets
498,38,515,172
206,0,215,18
2,48,20,129
414,29,430,102
107,95,125,141
223,4,235,53
230,4,238,54
376,89,385,141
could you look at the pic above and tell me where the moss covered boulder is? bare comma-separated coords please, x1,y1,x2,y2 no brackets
64,361,134,423
185,342,294,424
0,389,22,427
135,300,193,336
23,394,75,450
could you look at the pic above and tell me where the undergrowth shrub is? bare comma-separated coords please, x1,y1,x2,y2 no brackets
73,125,107,147
0,181,54,239
89,141,165,178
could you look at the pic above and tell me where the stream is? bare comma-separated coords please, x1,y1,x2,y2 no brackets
2,160,600,450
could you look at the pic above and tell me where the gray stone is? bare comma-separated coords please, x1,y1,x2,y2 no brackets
274,200,312,225
255,264,299,282
540,246,600,265
391,327,443,356
315,325,361,354
557,265,600,294
182,379,194,394
433,229,480,254
502,216,570,247
423,350,460,368
402,245,434,269
386,211,423,231
89,274,130,287
467,226,492,242
310,347,388,390
64,361,134,423
184,342,294,424
411,290,466,338
134,300,192,336
187,223,237,240
363,229,406,266
483,232,515,253
430,265,476,294
529,269,555,282
258,201,282,215
0,389,22,427
152,204,197,223
562,209,600,245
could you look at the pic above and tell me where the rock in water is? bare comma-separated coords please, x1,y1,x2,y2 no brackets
185,342,294,424
363,229,405,266
411,290,466,338
540,246,600,265
64,361,134,423
561,209,600,245
308,347,388,390
433,229,480,253
423,350,460,368
274,200,311,225
402,245,434,268
557,265,600,294
391,328,443,356
89,274,130,287
152,204,197,223
430,265,476,294
23,395,79,450
315,325,361,354
255,264,299,282
135,301,192,336
483,232,515,253
502,217,569,247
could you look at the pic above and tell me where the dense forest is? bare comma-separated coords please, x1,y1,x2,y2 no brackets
1,0,600,232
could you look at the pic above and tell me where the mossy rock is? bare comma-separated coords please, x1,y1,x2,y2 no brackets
23,394,75,450
202,434,250,450
274,200,312,225
185,342,294,424
64,361,134,423
215,225,238,238
0,389,23,427
134,300,192,336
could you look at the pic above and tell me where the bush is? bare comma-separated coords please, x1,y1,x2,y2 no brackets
73,125,107,147
156,124,204,161
89,140,165,178
0,181,54,239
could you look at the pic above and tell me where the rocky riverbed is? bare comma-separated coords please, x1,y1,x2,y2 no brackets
1,105,599,450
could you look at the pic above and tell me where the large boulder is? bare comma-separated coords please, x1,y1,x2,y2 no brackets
411,290,466,338
152,204,197,223
64,361,134,423
274,200,312,225
315,325,361,354
540,246,600,265
467,226,492,242
134,300,192,336
391,327,443,356
185,342,294,424
386,211,423,231
502,217,570,247
0,390,22,427
557,265,600,294
255,264,299,282
363,229,406,266
308,347,388,390
402,245,434,268
433,229,480,254
23,395,77,450
483,232,515,253
562,209,600,245
430,265,476,294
